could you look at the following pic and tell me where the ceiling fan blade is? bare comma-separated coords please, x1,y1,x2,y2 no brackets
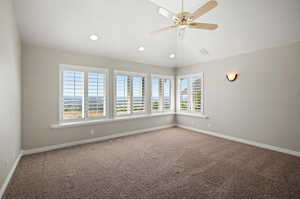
189,22,218,30
149,25,179,35
190,0,218,21
158,7,179,22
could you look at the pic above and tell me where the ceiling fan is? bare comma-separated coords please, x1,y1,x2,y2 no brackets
151,0,218,40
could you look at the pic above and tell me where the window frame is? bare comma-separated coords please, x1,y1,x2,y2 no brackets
176,73,204,115
113,70,147,117
59,64,109,122
151,74,175,113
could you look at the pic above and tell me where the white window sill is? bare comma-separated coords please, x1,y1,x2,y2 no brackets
176,112,208,119
50,112,175,129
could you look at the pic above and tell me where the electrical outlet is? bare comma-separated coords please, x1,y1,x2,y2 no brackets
90,129,95,135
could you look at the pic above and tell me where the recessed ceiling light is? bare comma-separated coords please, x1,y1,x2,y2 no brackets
169,53,175,59
138,46,145,52
89,34,99,41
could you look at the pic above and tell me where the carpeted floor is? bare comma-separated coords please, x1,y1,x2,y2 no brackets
3,127,300,199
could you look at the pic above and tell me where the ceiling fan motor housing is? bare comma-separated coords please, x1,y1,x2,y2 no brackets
176,12,193,25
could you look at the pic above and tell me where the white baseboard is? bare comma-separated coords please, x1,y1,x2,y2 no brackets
177,124,300,157
0,152,22,199
23,124,176,156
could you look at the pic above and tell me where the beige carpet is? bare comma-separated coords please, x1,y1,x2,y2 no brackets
3,127,300,199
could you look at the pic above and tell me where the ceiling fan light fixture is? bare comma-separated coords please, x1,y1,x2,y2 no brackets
179,25,188,29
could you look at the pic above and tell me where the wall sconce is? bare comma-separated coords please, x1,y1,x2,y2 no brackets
226,72,238,81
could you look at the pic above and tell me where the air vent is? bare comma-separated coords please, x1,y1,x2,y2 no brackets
200,48,209,56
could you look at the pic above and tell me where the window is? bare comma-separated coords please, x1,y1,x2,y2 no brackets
88,72,106,118
60,65,108,121
163,79,172,110
177,73,204,113
114,71,146,116
58,65,178,127
179,78,189,111
63,70,84,120
191,76,202,112
115,75,130,115
151,75,174,113
151,77,161,112
132,76,145,113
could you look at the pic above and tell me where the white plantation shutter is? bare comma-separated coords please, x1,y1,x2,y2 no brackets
159,78,164,110
132,76,145,113
115,75,131,115
61,65,108,121
63,70,84,120
163,79,171,111
179,78,190,111
151,77,161,112
178,74,203,113
88,72,106,118
151,76,173,112
115,72,147,116
191,76,202,112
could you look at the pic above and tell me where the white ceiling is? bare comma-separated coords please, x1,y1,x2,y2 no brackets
14,0,300,67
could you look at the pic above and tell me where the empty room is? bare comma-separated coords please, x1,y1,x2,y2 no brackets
1,0,300,198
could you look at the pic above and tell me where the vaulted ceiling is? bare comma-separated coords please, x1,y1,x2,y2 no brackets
14,0,300,67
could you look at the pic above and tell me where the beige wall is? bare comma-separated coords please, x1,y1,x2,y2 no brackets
176,42,300,152
21,44,176,150
20,29,300,153
0,0,21,188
